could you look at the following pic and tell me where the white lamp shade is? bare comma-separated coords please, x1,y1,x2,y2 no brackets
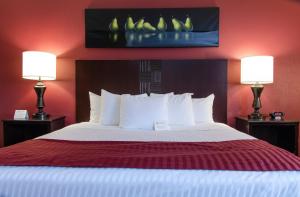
22,51,56,80
241,56,273,85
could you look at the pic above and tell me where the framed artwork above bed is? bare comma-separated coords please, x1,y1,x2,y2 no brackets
85,8,219,48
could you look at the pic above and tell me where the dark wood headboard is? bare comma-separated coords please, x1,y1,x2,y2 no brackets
76,59,228,123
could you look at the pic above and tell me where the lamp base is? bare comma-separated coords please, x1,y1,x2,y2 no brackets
33,80,49,120
32,112,49,120
248,85,264,120
248,112,263,120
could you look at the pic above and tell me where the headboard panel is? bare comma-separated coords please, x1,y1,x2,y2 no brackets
76,59,227,123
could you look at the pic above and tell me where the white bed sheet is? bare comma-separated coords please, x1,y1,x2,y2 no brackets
38,122,255,142
0,122,299,197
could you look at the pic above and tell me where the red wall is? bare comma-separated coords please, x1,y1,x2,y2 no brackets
1,0,300,146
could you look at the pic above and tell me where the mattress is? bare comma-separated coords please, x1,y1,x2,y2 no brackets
0,122,299,197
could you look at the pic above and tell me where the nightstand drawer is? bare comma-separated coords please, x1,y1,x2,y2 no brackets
236,116,299,156
2,116,65,146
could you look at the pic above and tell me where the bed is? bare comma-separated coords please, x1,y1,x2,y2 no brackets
0,60,300,197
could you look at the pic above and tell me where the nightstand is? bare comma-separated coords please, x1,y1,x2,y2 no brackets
236,116,299,156
2,116,65,147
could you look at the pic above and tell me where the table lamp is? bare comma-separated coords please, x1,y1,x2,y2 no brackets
241,56,273,120
22,51,56,120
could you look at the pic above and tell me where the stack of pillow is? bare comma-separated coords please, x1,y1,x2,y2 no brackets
89,89,215,130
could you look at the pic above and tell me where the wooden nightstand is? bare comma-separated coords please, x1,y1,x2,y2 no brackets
2,116,65,147
236,116,299,155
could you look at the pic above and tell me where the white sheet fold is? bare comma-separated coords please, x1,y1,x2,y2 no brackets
0,167,299,197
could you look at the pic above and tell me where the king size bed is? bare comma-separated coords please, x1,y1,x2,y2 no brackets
0,59,299,197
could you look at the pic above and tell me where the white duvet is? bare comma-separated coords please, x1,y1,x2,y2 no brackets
38,122,255,142
0,122,299,197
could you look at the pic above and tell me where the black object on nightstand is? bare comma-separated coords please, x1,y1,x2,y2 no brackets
2,116,65,147
236,116,299,156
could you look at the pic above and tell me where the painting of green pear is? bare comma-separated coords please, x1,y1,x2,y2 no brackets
86,8,219,47
157,17,167,31
184,16,193,31
109,17,119,32
125,16,135,31
135,18,144,31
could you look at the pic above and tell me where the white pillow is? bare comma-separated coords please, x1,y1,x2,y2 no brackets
89,92,101,123
119,95,168,130
100,89,146,125
192,94,215,123
168,93,195,126
100,89,121,125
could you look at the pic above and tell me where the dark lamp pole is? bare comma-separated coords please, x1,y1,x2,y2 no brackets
32,77,48,120
248,84,264,120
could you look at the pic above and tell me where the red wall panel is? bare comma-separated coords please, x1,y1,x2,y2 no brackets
0,0,300,146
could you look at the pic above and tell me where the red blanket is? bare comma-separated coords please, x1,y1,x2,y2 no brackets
0,139,300,171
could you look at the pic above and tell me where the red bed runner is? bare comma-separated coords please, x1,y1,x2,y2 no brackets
0,139,300,171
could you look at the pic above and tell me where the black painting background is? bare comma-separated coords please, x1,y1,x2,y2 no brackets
85,8,219,48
